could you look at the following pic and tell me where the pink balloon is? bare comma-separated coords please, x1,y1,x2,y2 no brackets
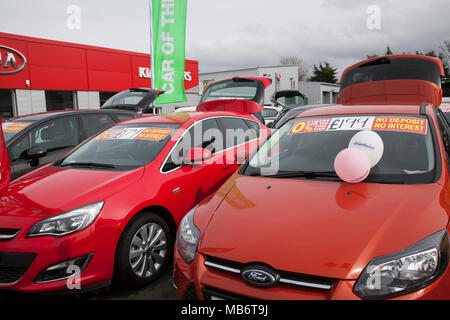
334,148,371,183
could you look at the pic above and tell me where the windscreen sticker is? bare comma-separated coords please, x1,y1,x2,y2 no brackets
2,122,31,133
134,128,174,141
95,127,173,141
289,116,427,135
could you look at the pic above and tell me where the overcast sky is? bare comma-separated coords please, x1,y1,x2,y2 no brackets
1,0,449,76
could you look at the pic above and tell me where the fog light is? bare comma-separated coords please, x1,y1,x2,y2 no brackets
33,253,93,284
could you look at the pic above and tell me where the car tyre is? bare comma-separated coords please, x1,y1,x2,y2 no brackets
114,213,173,286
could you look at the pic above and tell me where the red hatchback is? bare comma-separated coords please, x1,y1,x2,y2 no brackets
0,110,267,293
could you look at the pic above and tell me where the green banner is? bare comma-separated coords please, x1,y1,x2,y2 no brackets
151,0,187,105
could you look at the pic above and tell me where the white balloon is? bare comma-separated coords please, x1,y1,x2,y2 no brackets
348,130,384,168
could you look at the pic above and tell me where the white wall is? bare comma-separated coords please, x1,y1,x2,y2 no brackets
15,89,46,115
77,91,100,109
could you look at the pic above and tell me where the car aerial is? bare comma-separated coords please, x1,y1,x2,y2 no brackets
200,76,272,125
0,105,268,293
101,88,164,115
174,55,450,300
2,109,137,180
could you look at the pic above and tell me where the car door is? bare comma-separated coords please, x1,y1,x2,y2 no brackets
162,118,224,215
12,115,80,178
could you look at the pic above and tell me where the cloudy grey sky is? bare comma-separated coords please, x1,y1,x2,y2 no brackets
1,0,449,76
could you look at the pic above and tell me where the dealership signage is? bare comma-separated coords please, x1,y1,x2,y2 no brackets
151,0,188,104
139,66,192,81
0,45,27,75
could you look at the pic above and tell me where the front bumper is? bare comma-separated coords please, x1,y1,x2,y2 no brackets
174,250,450,300
0,224,121,293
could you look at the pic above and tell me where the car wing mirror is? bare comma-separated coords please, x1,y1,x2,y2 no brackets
24,146,48,160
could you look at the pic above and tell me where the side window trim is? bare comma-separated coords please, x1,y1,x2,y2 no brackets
160,116,261,174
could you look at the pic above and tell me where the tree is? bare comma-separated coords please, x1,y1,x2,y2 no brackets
308,61,338,83
385,45,393,55
279,56,309,81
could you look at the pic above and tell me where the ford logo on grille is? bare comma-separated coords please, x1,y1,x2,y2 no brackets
241,265,279,288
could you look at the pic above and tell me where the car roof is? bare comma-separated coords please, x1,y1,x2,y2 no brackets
6,109,135,122
298,104,422,118
120,111,256,125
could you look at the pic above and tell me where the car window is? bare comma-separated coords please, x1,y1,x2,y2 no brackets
246,115,436,185
162,119,223,172
200,80,259,102
245,120,261,138
220,117,257,146
111,113,135,122
10,134,30,161
30,116,79,151
262,108,278,118
435,109,450,157
2,121,34,143
81,114,115,138
103,91,147,106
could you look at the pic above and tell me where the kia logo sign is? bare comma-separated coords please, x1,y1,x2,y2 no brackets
241,265,279,288
0,45,27,75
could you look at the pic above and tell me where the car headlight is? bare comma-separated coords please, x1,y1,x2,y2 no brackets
177,207,200,264
28,201,104,237
354,230,449,299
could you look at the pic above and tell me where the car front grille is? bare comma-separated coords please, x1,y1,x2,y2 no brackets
204,256,335,291
0,228,20,241
0,252,36,285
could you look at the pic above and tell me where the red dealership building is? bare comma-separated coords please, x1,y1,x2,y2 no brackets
0,32,199,118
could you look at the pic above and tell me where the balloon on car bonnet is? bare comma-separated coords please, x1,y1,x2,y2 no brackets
348,130,384,168
334,148,371,184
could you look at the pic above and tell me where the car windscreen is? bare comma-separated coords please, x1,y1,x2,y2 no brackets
102,90,148,107
2,121,34,142
341,57,442,91
200,79,259,102
245,115,436,185
58,123,181,170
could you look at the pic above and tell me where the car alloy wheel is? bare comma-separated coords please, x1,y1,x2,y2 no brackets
129,223,167,278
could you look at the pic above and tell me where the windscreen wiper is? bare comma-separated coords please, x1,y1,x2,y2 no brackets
260,170,339,179
59,162,117,169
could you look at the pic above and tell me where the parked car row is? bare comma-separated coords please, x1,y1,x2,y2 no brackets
1,55,450,300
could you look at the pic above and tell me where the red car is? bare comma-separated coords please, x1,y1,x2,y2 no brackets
0,107,268,293
174,55,450,300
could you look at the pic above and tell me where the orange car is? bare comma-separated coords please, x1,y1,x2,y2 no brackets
174,55,450,300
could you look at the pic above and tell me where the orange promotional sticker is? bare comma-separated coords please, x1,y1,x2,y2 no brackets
135,128,174,141
289,119,331,134
2,122,31,133
289,116,427,135
371,117,427,134
95,127,173,141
